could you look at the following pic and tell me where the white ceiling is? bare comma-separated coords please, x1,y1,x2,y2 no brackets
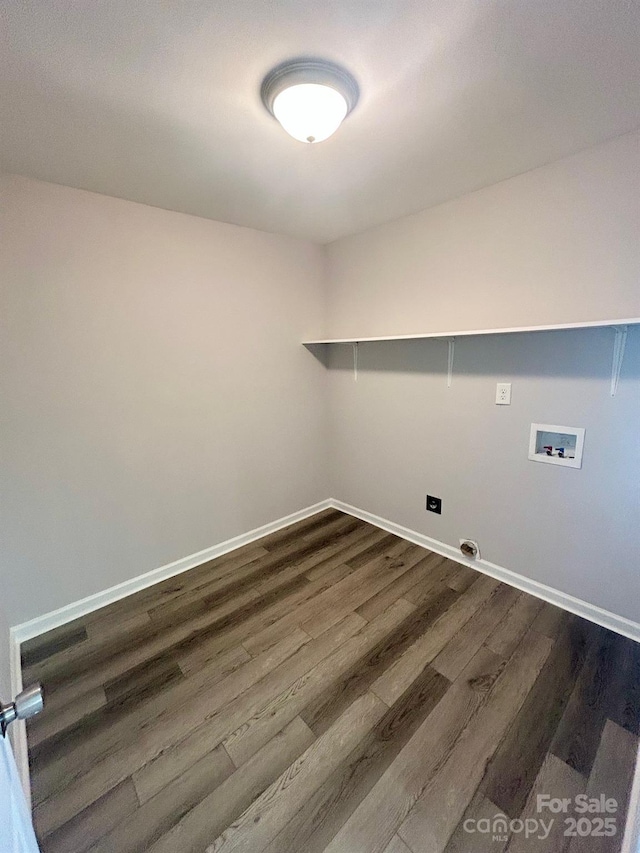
2,0,639,243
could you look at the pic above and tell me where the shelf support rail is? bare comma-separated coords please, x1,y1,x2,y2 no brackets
447,337,455,388
610,325,627,397
352,341,359,382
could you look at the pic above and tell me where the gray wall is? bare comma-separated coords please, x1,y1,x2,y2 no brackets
327,130,640,337
327,326,640,621
2,130,639,635
324,129,640,623
0,176,328,625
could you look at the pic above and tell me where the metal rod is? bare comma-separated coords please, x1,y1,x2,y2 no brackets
611,326,627,397
447,338,455,388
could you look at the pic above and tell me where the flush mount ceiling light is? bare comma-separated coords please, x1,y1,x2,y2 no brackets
261,58,359,144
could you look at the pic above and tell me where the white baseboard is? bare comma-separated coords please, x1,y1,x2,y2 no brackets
11,499,332,646
328,499,640,644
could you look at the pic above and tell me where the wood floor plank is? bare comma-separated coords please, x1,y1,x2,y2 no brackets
480,615,588,818
85,743,236,853
38,778,139,853
208,691,388,853
137,543,271,612
605,633,640,736
505,753,586,853
83,611,154,649
447,564,479,593
169,569,310,646
403,558,456,606
298,512,370,543
156,522,365,642
355,552,445,622
179,642,251,681
300,526,388,582
299,509,365,535
176,562,356,674
25,611,148,689
290,516,378,562
258,509,344,551
145,549,288,624
300,585,457,736
322,682,483,853
130,614,365,805
260,665,450,853
396,628,554,853
237,564,356,659
33,627,312,832
354,568,420,623
531,602,569,639
27,687,107,750
33,632,288,794
432,583,519,681
263,511,360,551
443,793,509,853
485,592,545,658
34,642,251,772
299,542,427,638
457,644,506,696
550,628,617,777
383,836,414,853
222,599,415,768
345,533,403,568
238,539,416,658
144,717,316,853
567,720,638,853
104,655,184,704
22,624,88,670
29,656,180,769
35,588,271,705
371,574,500,706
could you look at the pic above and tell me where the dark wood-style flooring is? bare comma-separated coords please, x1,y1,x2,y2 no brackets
22,509,640,852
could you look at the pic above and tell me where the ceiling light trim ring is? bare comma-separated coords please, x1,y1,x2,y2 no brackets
261,58,359,118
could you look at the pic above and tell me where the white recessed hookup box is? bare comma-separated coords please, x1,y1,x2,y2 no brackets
528,423,585,469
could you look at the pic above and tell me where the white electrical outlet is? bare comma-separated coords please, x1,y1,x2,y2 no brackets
496,382,512,405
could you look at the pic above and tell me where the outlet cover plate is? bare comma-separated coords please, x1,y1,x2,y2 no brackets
496,382,512,405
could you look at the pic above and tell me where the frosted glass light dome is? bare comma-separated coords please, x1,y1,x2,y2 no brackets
272,83,348,143
261,59,359,145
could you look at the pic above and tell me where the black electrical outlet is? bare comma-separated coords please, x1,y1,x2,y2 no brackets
426,495,442,514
